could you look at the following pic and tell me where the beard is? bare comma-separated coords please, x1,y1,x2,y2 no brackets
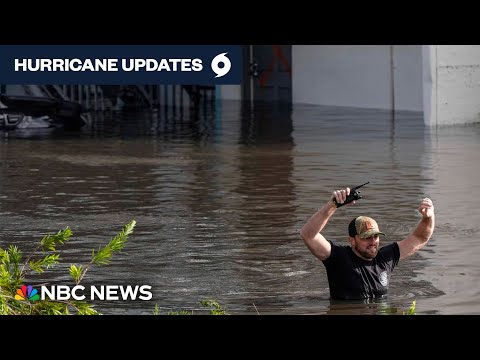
354,243,378,260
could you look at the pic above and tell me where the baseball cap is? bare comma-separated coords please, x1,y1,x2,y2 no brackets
348,216,386,239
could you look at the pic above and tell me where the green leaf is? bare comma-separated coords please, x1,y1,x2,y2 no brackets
407,300,416,315
73,301,100,315
41,227,72,252
91,247,113,265
29,254,60,274
200,299,228,315
8,245,22,264
69,264,83,284
91,220,136,266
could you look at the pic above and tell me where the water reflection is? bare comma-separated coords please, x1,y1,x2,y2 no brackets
326,297,411,315
240,102,294,145
228,103,300,312
1,101,479,314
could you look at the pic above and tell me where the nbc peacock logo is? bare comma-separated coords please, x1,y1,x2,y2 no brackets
15,285,40,301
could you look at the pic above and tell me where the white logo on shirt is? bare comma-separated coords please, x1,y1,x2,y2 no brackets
379,271,388,287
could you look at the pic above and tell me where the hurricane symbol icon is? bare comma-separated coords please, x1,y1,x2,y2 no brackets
211,52,231,78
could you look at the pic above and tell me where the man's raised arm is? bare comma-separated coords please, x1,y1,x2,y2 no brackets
300,188,353,261
397,198,435,260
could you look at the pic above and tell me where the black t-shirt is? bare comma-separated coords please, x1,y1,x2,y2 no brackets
321,240,400,300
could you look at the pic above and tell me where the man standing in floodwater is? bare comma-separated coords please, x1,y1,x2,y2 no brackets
300,186,435,300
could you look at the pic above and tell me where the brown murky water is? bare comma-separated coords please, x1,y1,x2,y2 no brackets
1,100,479,315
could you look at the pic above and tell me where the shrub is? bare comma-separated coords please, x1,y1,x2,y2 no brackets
0,220,136,315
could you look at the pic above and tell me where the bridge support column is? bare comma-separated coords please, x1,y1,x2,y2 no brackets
423,45,480,126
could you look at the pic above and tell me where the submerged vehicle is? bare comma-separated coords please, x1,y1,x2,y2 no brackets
0,94,87,131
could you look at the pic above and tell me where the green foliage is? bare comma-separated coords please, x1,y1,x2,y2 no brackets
377,299,417,315
167,310,193,315
154,299,228,315
41,228,72,252
72,301,100,315
200,299,229,315
69,264,83,284
74,220,135,284
29,254,60,273
152,303,194,315
0,220,136,315
92,221,133,265
2,245,22,279
403,300,416,315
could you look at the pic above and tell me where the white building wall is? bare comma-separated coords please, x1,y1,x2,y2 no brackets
218,45,423,112
423,45,480,126
293,45,391,109
292,45,423,111
392,45,424,111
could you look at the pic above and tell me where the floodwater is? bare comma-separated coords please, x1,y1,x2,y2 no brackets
1,100,479,315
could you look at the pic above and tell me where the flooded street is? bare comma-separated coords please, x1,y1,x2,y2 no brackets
1,101,479,315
